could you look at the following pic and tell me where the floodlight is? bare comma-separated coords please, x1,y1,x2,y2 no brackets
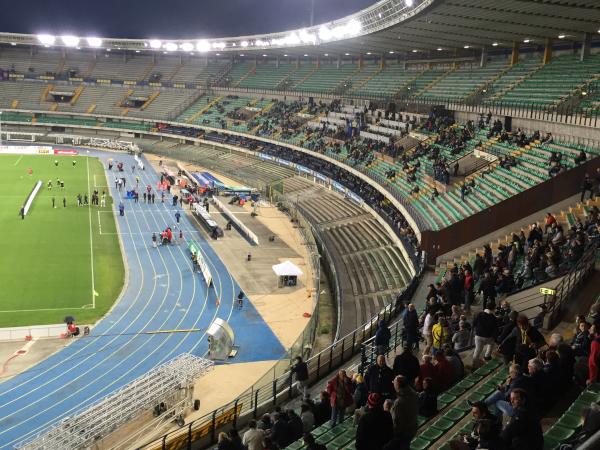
196,40,210,52
492,42,499,46
523,39,530,43
389,50,394,54
212,42,226,49
37,34,56,46
240,40,249,47
318,26,332,41
437,48,442,51
86,37,103,47
10,42,16,46
412,49,418,53
262,54,267,57
323,53,328,56
299,29,316,45
405,0,414,6
285,33,301,45
366,52,372,55
180,42,194,52
558,34,565,39
347,19,362,36
164,42,178,52
149,39,162,49
464,45,470,48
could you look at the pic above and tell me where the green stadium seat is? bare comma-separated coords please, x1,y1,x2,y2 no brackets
444,407,467,422
419,426,445,441
431,417,454,432
545,425,576,442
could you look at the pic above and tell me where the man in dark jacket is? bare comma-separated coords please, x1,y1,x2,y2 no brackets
291,356,309,397
501,389,543,450
375,321,391,355
365,355,394,398
472,303,498,368
391,375,418,449
403,304,420,350
392,345,420,384
270,413,291,448
356,393,394,450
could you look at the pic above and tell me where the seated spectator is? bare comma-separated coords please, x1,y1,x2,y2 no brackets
356,393,393,450
286,410,303,442
452,321,471,351
392,344,420,385
450,401,498,450
416,354,437,391
303,433,327,450
258,413,272,431
445,346,465,384
485,363,528,418
526,358,548,412
500,389,543,450
434,350,454,391
300,404,314,434
270,413,290,449
418,377,438,418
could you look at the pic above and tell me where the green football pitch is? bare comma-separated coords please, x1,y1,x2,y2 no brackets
0,154,124,328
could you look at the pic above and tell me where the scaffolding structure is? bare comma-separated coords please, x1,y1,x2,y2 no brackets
15,353,213,450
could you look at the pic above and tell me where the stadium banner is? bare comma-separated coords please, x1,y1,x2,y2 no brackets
297,165,313,176
332,180,346,194
212,196,259,245
347,191,363,205
315,172,329,183
256,152,274,161
134,153,145,170
188,240,213,286
54,149,79,155
276,158,295,168
0,145,53,155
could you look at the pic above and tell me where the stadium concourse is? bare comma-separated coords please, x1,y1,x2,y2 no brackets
0,152,287,449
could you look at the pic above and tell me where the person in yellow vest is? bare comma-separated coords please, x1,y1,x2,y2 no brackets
432,316,451,354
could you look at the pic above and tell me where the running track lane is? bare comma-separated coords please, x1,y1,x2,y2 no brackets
0,151,285,449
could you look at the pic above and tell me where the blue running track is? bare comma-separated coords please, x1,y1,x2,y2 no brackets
0,151,285,449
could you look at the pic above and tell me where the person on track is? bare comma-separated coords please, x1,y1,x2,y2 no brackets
152,233,157,249
175,211,181,224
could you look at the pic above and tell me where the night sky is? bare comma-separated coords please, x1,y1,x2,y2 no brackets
0,0,376,39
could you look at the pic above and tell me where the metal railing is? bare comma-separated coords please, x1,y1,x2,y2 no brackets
546,237,600,329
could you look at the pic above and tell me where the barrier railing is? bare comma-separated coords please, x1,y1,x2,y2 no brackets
546,237,599,329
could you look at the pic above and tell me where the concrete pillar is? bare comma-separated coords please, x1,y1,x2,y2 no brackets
336,56,341,69
543,38,553,65
316,56,320,69
380,54,386,70
581,32,592,61
295,57,300,69
480,47,487,68
510,42,519,66
358,55,363,69
276,56,280,68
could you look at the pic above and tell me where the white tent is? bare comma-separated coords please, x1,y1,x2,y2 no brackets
272,260,303,277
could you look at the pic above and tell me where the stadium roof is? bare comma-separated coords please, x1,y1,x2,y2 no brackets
0,0,599,57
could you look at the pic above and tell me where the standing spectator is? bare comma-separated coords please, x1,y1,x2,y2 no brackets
175,211,181,224
433,350,453,391
286,410,303,442
352,374,368,409
423,310,436,355
432,316,450,354
242,420,265,450
588,324,600,386
356,393,393,450
392,345,420,385
291,356,309,397
478,272,497,307
313,391,331,426
464,270,474,311
581,173,594,202
390,375,419,449
452,321,471,351
326,370,353,426
445,346,465,384
374,321,391,355
472,303,498,369
403,304,420,350
364,355,394,398
572,321,592,357
216,432,233,450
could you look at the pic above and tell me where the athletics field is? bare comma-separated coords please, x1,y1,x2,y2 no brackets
0,154,124,327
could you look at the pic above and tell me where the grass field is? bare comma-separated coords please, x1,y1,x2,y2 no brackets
0,154,124,327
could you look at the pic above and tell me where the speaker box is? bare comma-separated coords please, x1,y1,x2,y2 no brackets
504,116,512,132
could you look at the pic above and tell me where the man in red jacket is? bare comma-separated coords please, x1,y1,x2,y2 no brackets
587,324,600,386
326,369,353,426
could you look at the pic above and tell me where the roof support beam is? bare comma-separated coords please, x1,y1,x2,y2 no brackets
510,42,519,66
581,32,592,61
543,38,553,65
